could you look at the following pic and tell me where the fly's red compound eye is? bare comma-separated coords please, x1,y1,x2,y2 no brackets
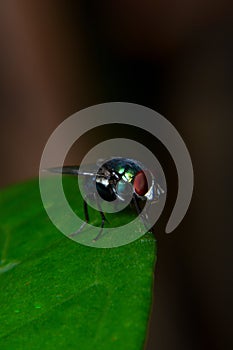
133,170,149,196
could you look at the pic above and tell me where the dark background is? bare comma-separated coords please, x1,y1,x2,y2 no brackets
0,1,232,349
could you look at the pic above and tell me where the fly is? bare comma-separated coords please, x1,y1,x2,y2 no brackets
49,157,164,241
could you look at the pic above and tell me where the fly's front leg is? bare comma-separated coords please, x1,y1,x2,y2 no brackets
133,193,150,232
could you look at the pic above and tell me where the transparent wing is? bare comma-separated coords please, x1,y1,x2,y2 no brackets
46,166,98,177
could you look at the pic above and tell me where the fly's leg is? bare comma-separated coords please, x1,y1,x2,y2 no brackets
92,194,107,242
132,193,141,216
69,221,86,237
83,199,89,223
69,198,90,237
70,194,107,241
133,193,150,231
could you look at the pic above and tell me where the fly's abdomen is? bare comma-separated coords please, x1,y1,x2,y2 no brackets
96,182,116,202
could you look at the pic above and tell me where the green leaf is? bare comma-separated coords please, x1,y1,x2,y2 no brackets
0,177,156,350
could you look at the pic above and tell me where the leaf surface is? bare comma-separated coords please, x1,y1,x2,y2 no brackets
0,177,156,350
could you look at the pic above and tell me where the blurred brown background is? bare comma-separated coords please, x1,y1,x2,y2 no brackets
0,1,232,349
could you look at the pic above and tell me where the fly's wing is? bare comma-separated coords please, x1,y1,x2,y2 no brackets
46,165,98,177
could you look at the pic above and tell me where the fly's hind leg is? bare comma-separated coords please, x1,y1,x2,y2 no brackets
92,194,107,242
69,193,108,241
69,198,90,237
83,198,89,223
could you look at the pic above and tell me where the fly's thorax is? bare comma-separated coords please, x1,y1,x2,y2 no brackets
95,159,138,203
85,158,164,206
